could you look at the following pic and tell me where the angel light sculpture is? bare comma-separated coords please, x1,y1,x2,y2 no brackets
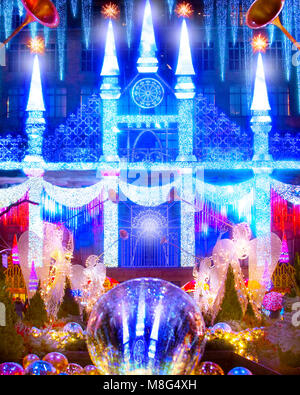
193,222,282,320
17,222,74,319
71,254,106,312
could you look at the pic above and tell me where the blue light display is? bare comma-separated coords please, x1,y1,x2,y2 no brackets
82,0,93,48
229,0,239,45
0,0,298,272
125,0,134,48
203,0,214,46
282,0,292,81
56,0,67,81
216,0,227,81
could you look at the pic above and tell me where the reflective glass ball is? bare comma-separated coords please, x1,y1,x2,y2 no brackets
63,322,83,335
25,360,56,375
66,363,84,375
84,365,99,375
43,352,68,374
228,367,253,375
197,361,224,375
86,278,206,375
0,362,24,375
211,322,232,333
23,354,40,369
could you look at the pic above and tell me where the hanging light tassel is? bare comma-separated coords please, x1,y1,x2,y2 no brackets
12,234,20,265
29,261,39,294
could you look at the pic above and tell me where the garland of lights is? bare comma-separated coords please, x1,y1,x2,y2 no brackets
271,179,300,205
0,180,31,208
118,178,180,207
0,177,299,212
195,177,254,205
43,179,109,207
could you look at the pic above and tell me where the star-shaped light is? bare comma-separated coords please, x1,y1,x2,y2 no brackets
251,34,268,53
101,2,120,19
27,37,45,54
175,2,194,18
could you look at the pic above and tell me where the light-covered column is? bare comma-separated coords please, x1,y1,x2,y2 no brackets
177,99,195,161
24,54,46,169
254,168,272,267
101,98,119,161
174,19,196,161
180,168,195,267
103,171,119,267
100,20,120,162
27,175,44,268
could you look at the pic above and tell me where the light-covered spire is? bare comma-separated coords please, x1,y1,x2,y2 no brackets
137,0,158,73
101,20,120,76
175,19,195,76
26,55,45,112
174,19,195,99
251,53,271,113
251,52,272,161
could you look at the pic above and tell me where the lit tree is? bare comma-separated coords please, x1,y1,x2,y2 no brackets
24,283,48,328
215,264,243,323
243,297,258,327
57,277,80,319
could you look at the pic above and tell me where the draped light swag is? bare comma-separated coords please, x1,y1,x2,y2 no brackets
0,177,298,210
271,179,300,206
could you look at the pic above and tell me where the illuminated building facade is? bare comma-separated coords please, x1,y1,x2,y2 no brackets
0,0,299,285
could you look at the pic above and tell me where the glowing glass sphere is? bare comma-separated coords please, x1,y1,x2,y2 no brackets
86,278,206,375
63,322,83,335
197,361,224,375
23,354,40,369
228,367,253,375
84,365,99,375
0,362,24,375
66,363,84,375
211,322,232,333
25,360,56,375
43,352,68,374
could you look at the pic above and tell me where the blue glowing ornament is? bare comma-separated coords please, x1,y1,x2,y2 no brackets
228,367,253,375
25,360,56,375
86,278,206,375
212,322,232,333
